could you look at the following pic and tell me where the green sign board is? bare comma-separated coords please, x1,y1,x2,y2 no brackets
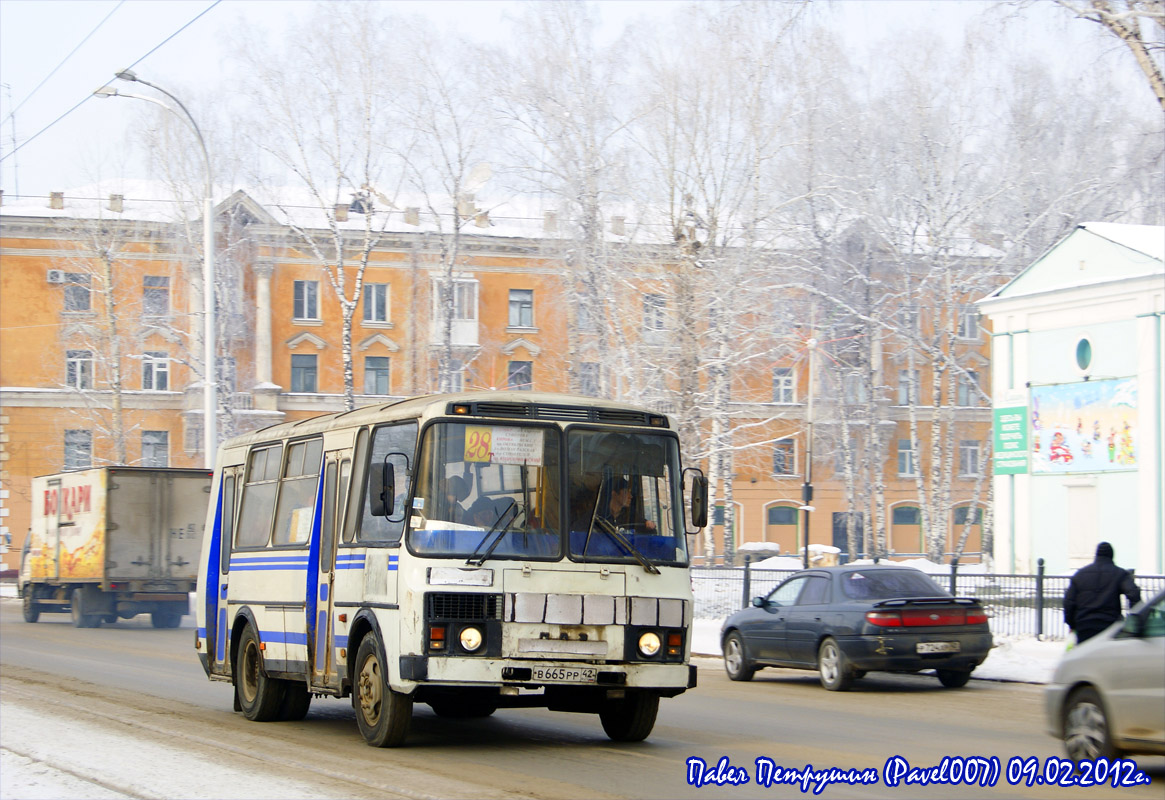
993,406,1029,475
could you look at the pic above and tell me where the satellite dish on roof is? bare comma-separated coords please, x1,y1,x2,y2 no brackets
465,162,493,193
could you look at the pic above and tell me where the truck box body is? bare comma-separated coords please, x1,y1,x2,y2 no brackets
21,467,212,627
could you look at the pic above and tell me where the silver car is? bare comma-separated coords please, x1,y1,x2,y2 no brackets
1045,588,1165,761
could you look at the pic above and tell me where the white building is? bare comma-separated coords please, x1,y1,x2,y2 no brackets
978,223,1164,574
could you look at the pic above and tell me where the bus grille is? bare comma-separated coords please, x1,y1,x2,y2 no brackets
426,592,503,620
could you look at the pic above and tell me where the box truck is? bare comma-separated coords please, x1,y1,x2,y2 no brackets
19,467,211,628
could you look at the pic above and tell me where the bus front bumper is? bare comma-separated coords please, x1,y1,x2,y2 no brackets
399,655,696,694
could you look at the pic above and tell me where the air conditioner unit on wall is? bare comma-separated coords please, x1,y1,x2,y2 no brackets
46,269,64,284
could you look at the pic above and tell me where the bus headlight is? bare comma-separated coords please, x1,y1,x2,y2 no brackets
459,626,483,652
638,631,661,658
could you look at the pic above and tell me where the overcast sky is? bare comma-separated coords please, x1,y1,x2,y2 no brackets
0,0,1112,199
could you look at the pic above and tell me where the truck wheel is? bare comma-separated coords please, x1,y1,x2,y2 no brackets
235,624,285,721
353,632,412,747
70,588,101,628
151,611,182,629
599,691,659,742
22,585,40,623
279,680,312,721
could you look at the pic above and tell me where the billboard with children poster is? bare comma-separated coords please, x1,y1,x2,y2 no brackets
1030,378,1138,474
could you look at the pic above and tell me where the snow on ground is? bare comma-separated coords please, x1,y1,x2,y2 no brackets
692,618,1064,684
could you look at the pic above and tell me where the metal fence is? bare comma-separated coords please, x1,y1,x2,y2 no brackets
691,564,1164,641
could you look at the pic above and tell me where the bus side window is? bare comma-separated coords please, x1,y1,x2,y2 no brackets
360,421,418,543
237,444,283,548
220,472,236,574
273,439,323,547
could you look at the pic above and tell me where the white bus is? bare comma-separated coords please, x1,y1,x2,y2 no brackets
195,392,707,746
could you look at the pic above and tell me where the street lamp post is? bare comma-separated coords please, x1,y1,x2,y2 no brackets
801,337,816,569
94,71,216,468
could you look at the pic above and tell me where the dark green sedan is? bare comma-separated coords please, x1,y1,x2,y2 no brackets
721,565,993,691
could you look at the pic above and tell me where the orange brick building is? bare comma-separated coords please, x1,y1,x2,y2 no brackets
1,187,992,571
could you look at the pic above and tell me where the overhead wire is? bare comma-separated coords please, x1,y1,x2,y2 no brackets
1,0,126,126
0,0,222,167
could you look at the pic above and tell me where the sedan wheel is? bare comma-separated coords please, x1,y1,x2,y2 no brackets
936,669,972,688
1063,687,1120,761
723,631,756,681
817,638,854,691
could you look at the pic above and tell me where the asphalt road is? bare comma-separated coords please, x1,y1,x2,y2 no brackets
2,600,1162,800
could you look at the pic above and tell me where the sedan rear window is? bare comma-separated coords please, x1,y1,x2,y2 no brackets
841,569,947,600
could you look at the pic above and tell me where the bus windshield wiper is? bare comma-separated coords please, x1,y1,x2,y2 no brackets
466,502,520,567
585,515,660,575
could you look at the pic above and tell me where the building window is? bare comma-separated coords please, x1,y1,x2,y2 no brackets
143,275,170,316
768,506,798,526
897,369,920,406
577,302,596,331
66,350,94,390
64,273,91,312
448,358,464,392
956,371,979,407
364,356,390,395
578,362,600,397
507,360,532,391
508,289,534,328
64,429,92,471
452,280,477,321
644,294,666,331
843,373,866,404
954,506,982,525
142,351,169,391
291,354,318,392
142,431,169,467
364,283,389,323
899,303,920,334
892,506,920,525
773,367,794,404
897,439,918,477
959,440,982,476
773,439,795,475
957,307,980,340
293,280,319,320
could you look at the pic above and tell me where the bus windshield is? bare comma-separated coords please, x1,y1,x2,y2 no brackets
408,422,688,567
566,429,687,567
410,422,562,560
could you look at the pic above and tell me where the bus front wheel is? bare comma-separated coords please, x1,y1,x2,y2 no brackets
599,691,659,742
236,624,285,721
354,632,412,747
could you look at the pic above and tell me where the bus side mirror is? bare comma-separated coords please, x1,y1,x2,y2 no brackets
686,470,708,530
369,462,395,517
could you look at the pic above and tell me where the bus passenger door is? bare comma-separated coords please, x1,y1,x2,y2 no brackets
311,454,341,690
210,468,240,673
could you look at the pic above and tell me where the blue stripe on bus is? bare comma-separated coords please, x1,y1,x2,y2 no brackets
260,630,309,645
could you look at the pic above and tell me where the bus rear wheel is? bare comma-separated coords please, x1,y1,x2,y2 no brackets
236,624,285,721
599,691,659,742
354,632,412,747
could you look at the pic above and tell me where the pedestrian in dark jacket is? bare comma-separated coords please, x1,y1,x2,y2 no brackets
1064,542,1142,643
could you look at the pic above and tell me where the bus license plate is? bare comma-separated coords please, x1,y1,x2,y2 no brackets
917,641,960,654
532,666,598,683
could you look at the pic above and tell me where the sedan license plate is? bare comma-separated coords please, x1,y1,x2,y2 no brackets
532,666,598,683
917,641,960,654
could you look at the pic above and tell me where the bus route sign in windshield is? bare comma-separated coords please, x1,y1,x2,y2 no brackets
464,425,545,466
